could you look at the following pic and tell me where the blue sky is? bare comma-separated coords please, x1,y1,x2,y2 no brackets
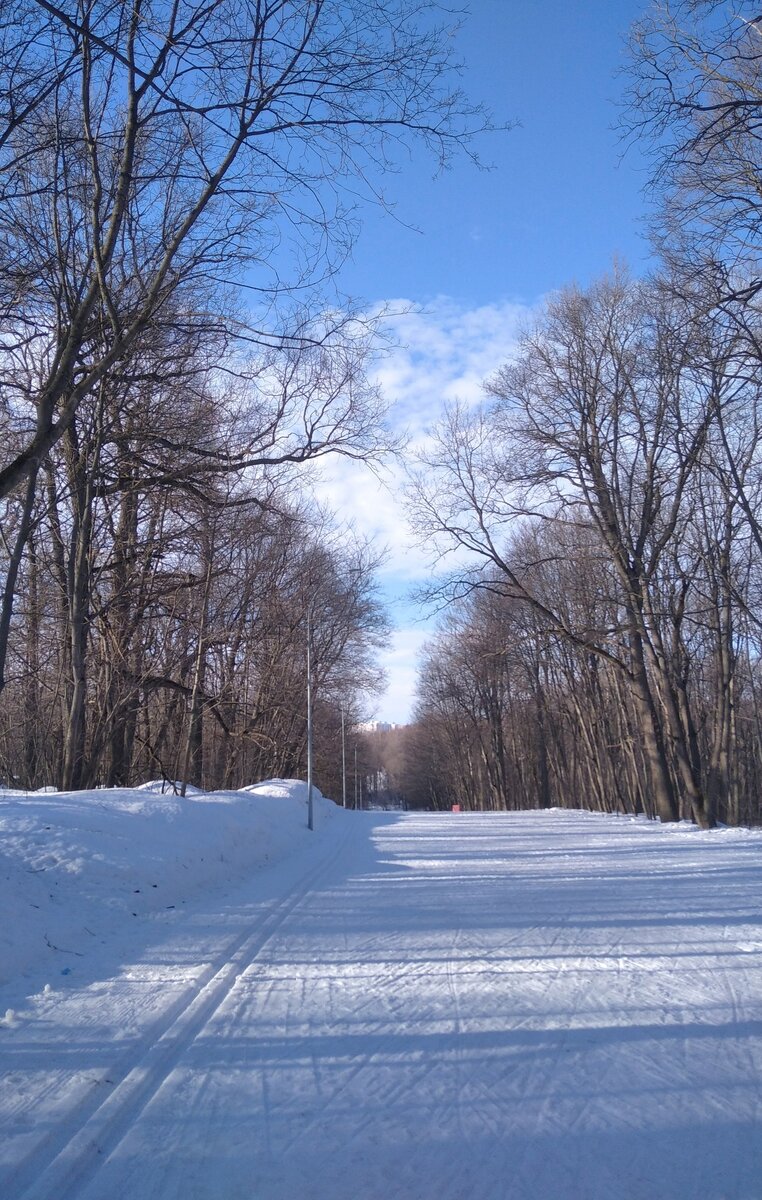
315,0,657,723
340,0,654,308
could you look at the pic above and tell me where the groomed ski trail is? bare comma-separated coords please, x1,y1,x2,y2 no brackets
4,809,762,1200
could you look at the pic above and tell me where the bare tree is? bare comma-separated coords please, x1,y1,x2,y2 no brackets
625,1,762,291
0,0,487,501
409,272,751,826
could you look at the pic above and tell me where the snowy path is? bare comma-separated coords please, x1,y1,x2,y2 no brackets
3,809,762,1199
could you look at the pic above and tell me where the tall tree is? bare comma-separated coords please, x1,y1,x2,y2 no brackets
0,0,487,501
409,272,762,826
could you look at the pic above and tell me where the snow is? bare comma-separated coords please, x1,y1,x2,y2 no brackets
0,779,340,996
1,796,762,1199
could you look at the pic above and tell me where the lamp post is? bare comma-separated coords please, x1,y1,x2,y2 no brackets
306,607,314,831
341,703,347,808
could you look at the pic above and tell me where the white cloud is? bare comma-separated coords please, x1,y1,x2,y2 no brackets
370,627,431,725
376,296,532,433
309,295,539,722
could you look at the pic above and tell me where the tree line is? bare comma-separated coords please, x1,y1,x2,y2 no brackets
398,2,762,829
0,0,483,794
0,318,392,792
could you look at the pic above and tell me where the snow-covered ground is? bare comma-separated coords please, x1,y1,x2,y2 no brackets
1,791,762,1199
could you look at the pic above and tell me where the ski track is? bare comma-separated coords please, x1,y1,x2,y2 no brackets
4,819,357,1200
2,809,762,1199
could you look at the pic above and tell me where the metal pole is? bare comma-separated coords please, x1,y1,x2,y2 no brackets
306,608,314,831
354,744,359,810
341,704,347,808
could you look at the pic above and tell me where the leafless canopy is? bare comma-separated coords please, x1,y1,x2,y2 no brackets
0,0,487,498
624,1,762,288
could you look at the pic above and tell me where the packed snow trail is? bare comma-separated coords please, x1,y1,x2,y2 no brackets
3,809,762,1199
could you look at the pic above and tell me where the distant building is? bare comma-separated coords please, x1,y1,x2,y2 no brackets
358,721,404,733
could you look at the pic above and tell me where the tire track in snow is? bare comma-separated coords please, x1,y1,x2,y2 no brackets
10,819,357,1200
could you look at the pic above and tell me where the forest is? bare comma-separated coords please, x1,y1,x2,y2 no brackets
0,0,476,799
373,4,762,830
3,2,762,830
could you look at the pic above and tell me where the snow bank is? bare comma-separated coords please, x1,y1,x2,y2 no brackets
0,779,343,999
